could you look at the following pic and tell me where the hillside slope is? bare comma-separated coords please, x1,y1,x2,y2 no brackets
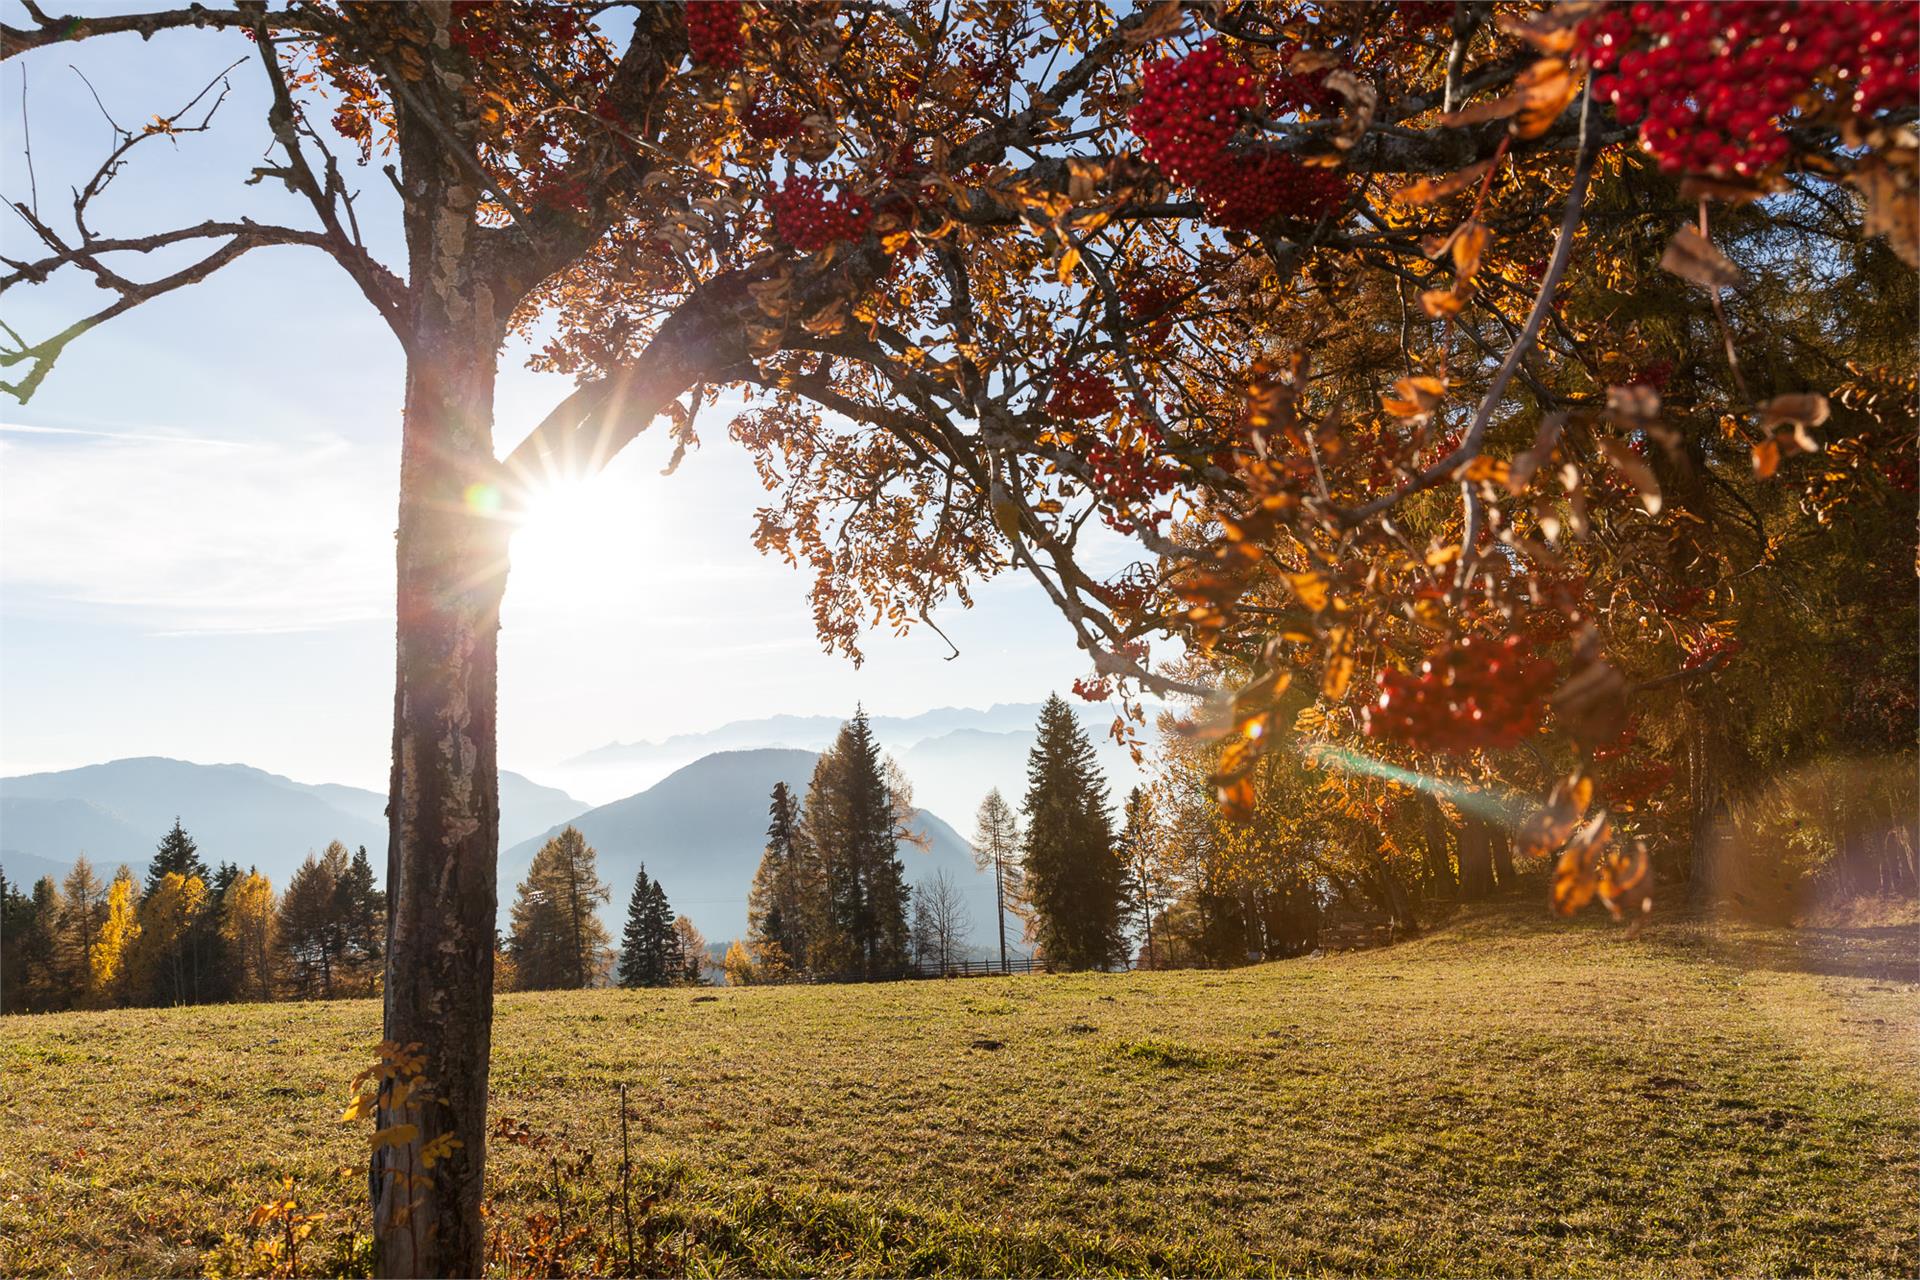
0,758,585,885
503,748,1013,949
2,905,1913,1277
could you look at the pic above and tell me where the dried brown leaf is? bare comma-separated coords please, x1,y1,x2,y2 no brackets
1661,225,1742,290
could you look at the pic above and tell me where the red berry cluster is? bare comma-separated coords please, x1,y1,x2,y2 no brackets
447,1,586,60
1266,66,1339,116
1681,630,1743,670
1199,151,1349,230
745,99,801,142
1132,41,1350,230
1072,675,1115,701
1587,1,1920,177
685,1,745,70
1397,1,1456,31
1123,282,1183,345
1133,40,1262,183
1363,634,1559,754
767,177,874,251
1046,367,1122,420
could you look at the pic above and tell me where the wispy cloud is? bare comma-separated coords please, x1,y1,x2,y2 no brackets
0,423,394,633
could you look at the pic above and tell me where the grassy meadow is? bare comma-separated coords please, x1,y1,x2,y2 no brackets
1,902,1914,1277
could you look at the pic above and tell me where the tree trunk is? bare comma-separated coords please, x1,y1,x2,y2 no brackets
372,304,508,1275
1490,824,1516,888
1458,817,1494,901
1420,794,1456,900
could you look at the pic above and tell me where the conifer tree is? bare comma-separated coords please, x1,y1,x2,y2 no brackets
146,818,209,894
972,789,1021,973
1,875,61,1012
56,855,108,1005
508,827,612,990
0,869,26,1013
671,916,708,984
616,865,678,988
88,866,141,1006
334,845,387,995
799,709,912,979
128,871,208,1006
1020,695,1125,971
276,843,352,1001
221,869,277,1002
746,781,809,977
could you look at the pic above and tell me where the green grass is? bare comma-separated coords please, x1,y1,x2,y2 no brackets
1,903,1915,1277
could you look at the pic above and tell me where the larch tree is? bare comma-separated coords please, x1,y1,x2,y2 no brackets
56,856,108,1005
127,871,209,1006
277,843,353,1000
88,866,142,1006
508,826,611,990
670,914,708,985
221,869,278,1002
7,2,1914,1269
1021,694,1126,970
971,788,1020,972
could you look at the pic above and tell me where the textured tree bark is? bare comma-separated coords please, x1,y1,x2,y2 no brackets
372,311,507,1278
370,74,513,1267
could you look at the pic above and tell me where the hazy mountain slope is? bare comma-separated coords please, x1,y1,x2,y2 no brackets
0,758,386,878
898,726,1149,829
504,749,1022,955
0,759,585,886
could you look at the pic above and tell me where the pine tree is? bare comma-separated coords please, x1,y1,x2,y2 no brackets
616,865,677,988
972,789,1021,973
0,868,27,1013
746,782,809,977
799,709,912,979
142,820,216,1004
1020,694,1125,971
508,827,612,990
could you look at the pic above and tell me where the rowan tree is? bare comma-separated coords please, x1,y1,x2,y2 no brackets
6,1,1914,1269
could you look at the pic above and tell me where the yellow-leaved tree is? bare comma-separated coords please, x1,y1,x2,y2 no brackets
87,866,141,1006
220,871,277,1003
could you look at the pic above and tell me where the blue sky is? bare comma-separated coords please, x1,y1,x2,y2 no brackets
0,15,1121,792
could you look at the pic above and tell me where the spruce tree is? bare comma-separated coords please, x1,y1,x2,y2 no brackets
616,865,677,988
746,782,809,976
1020,695,1125,970
799,709,911,979
508,827,612,990
146,818,209,894
334,845,387,993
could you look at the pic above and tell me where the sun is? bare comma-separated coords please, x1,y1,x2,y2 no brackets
501,472,648,604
